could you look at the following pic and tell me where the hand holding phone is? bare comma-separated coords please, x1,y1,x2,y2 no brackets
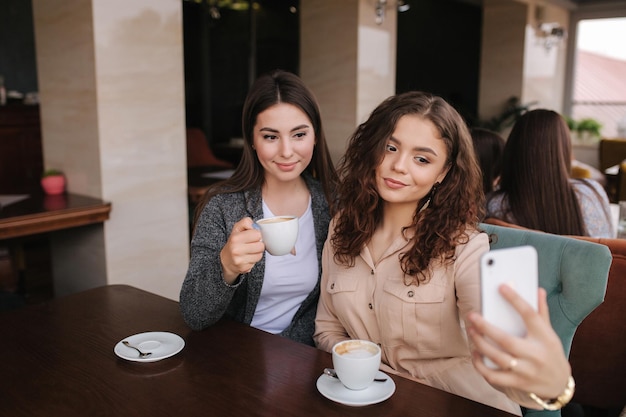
480,245,538,368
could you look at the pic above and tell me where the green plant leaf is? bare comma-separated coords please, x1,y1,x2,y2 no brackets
42,169,64,177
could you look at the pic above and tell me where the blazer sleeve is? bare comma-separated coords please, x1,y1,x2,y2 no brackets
179,194,245,330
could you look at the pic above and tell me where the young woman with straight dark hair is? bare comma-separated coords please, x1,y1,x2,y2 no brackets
486,109,613,237
180,70,338,346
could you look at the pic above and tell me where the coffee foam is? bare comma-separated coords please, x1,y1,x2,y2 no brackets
257,216,294,224
334,341,378,357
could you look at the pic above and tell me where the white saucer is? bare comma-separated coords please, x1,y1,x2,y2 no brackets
114,332,185,363
316,371,395,406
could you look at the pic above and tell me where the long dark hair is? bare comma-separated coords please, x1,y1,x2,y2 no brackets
193,70,338,228
332,91,484,285
494,109,586,235
470,127,505,195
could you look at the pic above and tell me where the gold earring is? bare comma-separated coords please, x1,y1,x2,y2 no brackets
419,182,440,213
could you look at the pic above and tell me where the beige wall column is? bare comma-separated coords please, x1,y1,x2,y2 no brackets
32,0,189,300
300,0,397,163
479,0,528,122
479,0,571,124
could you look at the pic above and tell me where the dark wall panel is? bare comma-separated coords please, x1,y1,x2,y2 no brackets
396,0,482,125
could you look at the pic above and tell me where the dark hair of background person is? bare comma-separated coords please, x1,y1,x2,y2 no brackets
495,109,586,235
331,91,485,285
193,70,339,229
470,127,505,195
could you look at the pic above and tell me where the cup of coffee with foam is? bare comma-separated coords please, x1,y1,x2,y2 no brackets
332,339,381,390
255,215,298,256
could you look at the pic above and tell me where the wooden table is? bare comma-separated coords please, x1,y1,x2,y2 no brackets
0,285,516,417
0,192,111,239
187,166,234,204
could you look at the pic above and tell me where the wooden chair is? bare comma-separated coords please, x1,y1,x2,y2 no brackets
599,138,626,172
616,160,626,202
599,138,626,202
186,128,234,169
483,218,626,415
479,222,612,417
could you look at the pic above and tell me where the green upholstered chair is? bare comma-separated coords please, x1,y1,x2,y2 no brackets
479,223,612,417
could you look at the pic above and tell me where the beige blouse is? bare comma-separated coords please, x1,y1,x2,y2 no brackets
314,225,522,416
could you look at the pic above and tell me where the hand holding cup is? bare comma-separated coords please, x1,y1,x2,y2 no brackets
220,217,264,284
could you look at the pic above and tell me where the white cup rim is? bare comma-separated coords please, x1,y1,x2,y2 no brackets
256,215,297,224
332,339,381,356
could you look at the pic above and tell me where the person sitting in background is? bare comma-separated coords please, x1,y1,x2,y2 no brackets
180,70,339,346
570,158,606,186
470,127,505,196
314,92,573,415
486,109,614,238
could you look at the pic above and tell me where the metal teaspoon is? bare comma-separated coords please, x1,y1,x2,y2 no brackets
323,367,387,382
122,340,153,358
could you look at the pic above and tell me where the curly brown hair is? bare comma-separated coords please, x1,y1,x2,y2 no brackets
331,91,485,285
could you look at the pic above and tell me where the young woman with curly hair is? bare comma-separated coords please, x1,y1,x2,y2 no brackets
314,92,573,415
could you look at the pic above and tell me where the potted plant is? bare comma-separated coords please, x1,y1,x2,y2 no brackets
568,117,602,143
476,96,537,133
576,118,602,142
41,169,66,195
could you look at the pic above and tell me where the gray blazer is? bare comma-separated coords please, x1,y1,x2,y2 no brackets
179,174,331,346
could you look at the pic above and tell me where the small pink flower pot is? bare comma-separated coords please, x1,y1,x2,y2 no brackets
41,175,66,195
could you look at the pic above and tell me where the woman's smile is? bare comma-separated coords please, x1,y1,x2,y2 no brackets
383,177,407,189
276,161,298,172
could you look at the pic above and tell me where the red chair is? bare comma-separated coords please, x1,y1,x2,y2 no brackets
186,128,233,169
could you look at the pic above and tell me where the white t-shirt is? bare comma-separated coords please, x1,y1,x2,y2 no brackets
250,199,318,334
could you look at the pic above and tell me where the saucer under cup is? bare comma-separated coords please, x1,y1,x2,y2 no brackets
316,371,395,407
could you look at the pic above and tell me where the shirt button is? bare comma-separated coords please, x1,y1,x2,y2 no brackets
371,269,374,275
407,290,415,297
330,283,335,289
368,303,373,309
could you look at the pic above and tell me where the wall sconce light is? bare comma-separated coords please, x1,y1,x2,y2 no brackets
533,5,566,52
397,0,410,13
535,22,567,51
375,0,410,25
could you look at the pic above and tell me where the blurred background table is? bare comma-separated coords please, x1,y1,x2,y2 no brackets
0,193,111,308
1,285,517,417
0,192,111,239
187,166,234,204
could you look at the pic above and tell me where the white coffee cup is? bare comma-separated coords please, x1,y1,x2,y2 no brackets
332,339,381,390
255,215,299,256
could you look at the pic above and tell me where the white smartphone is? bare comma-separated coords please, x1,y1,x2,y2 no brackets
479,245,538,368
